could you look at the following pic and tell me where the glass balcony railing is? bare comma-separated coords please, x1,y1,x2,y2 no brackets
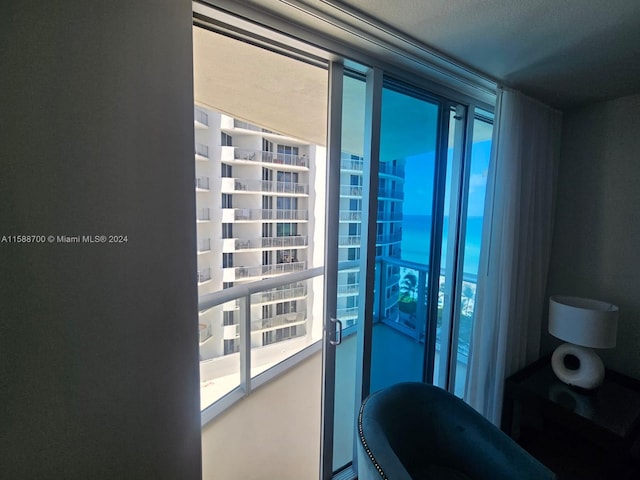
261,236,308,248
336,306,358,319
373,256,478,363
378,162,405,177
340,156,364,171
196,177,210,190
198,238,211,253
339,210,362,222
340,185,363,197
195,143,209,158
376,211,403,221
197,208,211,221
251,283,307,304
233,178,309,195
337,283,359,295
198,267,212,283
198,267,324,413
194,109,209,127
230,236,308,250
232,208,309,221
252,311,306,331
375,232,402,244
233,119,261,131
231,148,309,168
377,188,403,200
198,256,478,420
234,261,306,279
338,235,361,246
199,323,212,343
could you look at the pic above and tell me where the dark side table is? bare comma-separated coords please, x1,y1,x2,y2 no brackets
502,356,640,478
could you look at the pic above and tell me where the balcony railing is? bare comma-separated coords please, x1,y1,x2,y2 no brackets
338,235,361,246
198,238,211,253
198,266,324,417
340,156,364,171
378,162,405,177
252,311,306,331
261,236,308,248
336,306,358,319
198,254,480,429
374,256,478,358
198,268,212,283
196,177,210,190
377,188,404,199
234,208,309,221
232,148,309,168
199,323,212,343
251,284,307,304
195,109,209,127
234,261,306,279
195,143,209,158
233,119,261,131
197,208,211,221
339,210,362,222
340,185,363,197
232,238,308,251
337,283,359,296
376,232,402,244
233,178,309,195
377,211,403,221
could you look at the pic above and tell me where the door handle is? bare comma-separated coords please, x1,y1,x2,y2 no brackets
329,317,343,346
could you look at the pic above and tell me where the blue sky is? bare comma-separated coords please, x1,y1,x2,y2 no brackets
402,140,491,217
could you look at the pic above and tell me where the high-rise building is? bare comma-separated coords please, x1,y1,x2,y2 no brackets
337,153,405,329
194,105,325,364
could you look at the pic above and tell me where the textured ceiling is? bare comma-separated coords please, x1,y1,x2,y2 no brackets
334,0,640,110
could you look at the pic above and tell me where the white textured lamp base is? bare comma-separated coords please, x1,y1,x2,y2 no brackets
551,343,605,390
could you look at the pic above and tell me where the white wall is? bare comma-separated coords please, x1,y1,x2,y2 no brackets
544,93,640,379
201,351,322,480
0,1,201,478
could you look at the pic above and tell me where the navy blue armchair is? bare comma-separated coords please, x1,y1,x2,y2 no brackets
357,382,556,480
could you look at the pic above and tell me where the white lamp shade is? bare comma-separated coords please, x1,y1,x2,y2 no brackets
548,295,618,348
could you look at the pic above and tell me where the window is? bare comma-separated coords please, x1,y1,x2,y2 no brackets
221,163,232,178
347,248,359,261
222,223,233,239
224,339,239,355
222,193,232,208
277,223,297,237
222,253,233,268
223,311,235,326
275,144,305,166
221,132,232,146
276,301,297,315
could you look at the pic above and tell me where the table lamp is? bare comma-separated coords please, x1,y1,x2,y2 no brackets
548,295,618,390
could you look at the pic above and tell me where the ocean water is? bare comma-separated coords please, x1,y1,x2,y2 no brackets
400,215,483,275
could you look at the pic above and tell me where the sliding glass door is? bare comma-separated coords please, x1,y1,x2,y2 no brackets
369,84,442,392
321,71,493,479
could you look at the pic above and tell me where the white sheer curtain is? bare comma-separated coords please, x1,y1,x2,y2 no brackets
464,87,562,424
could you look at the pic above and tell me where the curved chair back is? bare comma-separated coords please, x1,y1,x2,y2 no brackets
357,382,556,480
